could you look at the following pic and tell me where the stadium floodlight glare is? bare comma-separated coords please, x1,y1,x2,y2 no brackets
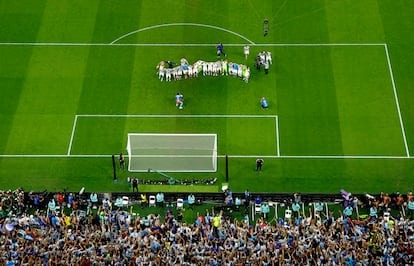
127,133,217,172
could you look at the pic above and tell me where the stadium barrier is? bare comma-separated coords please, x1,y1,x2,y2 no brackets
24,191,379,208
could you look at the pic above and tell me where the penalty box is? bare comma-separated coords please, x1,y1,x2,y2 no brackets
67,114,280,165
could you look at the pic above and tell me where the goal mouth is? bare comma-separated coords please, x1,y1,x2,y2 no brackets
126,133,217,172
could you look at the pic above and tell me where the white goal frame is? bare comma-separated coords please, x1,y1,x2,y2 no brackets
126,133,218,172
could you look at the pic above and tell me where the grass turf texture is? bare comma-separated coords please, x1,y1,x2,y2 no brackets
0,0,413,194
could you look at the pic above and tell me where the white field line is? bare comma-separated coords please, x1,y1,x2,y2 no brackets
110,23,256,45
228,155,414,159
67,115,78,156
275,116,280,157
77,114,277,118
0,154,412,159
384,44,410,157
0,42,386,47
0,154,110,158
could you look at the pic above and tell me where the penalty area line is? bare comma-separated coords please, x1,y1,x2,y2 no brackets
67,115,78,156
227,155,413,159
0,42,387,47
275,116,280,157
384,44,410,157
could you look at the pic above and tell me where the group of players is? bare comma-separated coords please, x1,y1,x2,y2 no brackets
156,45,273,110
255,51,273,73
156,58,251,83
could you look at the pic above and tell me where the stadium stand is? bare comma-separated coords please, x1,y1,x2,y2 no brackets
0,188,413,265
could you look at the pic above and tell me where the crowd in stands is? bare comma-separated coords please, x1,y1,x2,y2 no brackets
1,188,414,265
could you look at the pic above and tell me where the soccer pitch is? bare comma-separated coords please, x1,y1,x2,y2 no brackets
0,1,413,193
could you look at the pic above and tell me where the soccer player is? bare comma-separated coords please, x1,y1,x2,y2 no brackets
266,51,272,64
207,62,213,75
175,92,184,109
221,60,228,76
119,153,125,169
166,60,175,68
264,61,269,74
244,45,250,59
182,64,189,79
180,58,189,66
216,43,226,58
242,66,250,83
202,62,208,76
165,69,172,82
256,158,264,171
156,61,165,81
261,97,268,109
232,63,239,77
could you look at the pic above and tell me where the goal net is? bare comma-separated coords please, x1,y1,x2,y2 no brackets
126,133,217,172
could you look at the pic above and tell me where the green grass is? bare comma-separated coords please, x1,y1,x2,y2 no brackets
0,0,413,194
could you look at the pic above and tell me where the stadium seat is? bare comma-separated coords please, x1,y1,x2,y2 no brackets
177,198,184,210
149,195,156,207
255,203,261,215
285,208,292,220
122,196,129,209
221,183,228,192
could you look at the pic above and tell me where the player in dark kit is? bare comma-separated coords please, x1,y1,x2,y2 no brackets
256,158,264,171
119,153,125,170
132,178,138,192
217,43,226,58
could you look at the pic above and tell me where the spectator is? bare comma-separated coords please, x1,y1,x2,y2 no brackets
244,189,251,208
1,188,414,265
260,202,270,218
90,192,98,209
340,189,352,207
156,192,164,207
102,197,111,210
140,194,147,207
408,196,414,219
188,194,195,209
67,193,74,208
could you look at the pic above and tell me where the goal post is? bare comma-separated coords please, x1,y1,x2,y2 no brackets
126,133,217,172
